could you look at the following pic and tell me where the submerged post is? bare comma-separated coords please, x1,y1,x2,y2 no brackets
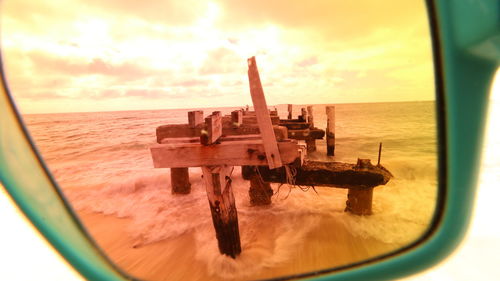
244,166,273,205
287,104,293,119
326,106,335,156
202,165,241,258
171,168,191,194
345,188,373,215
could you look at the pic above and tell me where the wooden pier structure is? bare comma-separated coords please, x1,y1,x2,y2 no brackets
149,57,392,258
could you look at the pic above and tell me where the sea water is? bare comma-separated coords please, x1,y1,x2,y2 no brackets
23,101,437,279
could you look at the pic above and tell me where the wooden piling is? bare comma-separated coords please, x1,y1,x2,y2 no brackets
345,188,373,215
326,106,335,156
377,142,382,165
306,106,316,152
201,112,222,145
170,168,191,194
287,104,293,119
188,111,204,128
246,166,273,205
202,166,241,258
231,110,243,127
299,108,308,123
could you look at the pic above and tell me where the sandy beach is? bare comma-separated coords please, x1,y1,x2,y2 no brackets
77,207,399,281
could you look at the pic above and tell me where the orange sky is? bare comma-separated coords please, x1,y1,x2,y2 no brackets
2,0,434,114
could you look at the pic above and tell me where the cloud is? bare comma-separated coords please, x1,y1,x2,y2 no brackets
296,56,318,68
199,47,242,75
215,0,426,40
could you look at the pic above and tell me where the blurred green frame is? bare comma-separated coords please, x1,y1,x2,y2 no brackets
0,0,498,280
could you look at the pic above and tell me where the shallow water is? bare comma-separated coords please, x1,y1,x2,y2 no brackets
24,101,437,280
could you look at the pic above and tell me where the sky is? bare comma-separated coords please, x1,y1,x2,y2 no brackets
1,0,434,114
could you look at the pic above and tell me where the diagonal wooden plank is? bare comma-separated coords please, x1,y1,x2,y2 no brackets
247,56,282,169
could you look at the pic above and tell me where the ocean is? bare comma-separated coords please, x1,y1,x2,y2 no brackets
23,101,437,280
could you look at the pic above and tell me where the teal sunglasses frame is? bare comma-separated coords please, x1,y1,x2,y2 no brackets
1,0,499,280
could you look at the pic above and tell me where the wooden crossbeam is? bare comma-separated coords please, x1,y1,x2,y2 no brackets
150,140,301,168
247,56,282,169
156,124,288,143
161,134,262,144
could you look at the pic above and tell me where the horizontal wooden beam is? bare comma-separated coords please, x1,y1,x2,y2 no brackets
161,134,262,144
156,124,288,143
287,128,325,140
151,140,301,168
242,159,392,189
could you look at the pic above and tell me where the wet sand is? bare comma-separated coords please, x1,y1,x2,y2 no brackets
77,210,399,281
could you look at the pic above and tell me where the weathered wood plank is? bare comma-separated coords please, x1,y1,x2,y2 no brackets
161,134,262,144
278,121,310,130
151,140,301,168
287,128,325,140
188,111,204,128
247,56,282,169
241,159,392,189
201,165,241,258
157,124,288,143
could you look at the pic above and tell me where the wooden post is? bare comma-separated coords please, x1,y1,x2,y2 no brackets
188,111,204,128
345,188,373,215
202,166,241,258
299,108,308,123
377,142,382,165
246,166,273,205
287,104,293,119
307,106,314,128
247,56,283,169
326,106,335,156
231,110,243,127
201,112,222,145
170,168,191,194
306,106,316,152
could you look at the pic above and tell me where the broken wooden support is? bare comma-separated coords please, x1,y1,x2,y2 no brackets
231,110,243,127
279,120,310,130
345,187,373,215
188,111,204,128
246,166,273,206
170,168,191,194
287,128,325,140
247,56,282,169
288,104,293,119
201,166,241,258
326,106,335,156
151,140,301,168
201,112,222,145
241,159,391,189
